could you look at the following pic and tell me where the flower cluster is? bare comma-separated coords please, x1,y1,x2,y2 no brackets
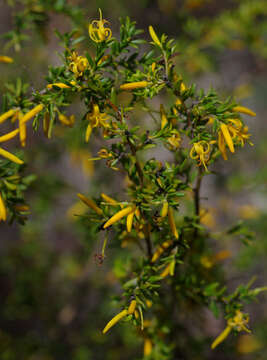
68,51,89,77
88,9,112,43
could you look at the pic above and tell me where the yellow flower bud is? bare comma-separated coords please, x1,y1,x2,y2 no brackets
0,129,19,143
127,300,137,314
233,106,256,117
0,192,7,222
103,206,134,229
102,309,128,334
120,81,149,90
0,56,13,63
148,25,161,47
77,193,103,215
21,104,44,124
0,109,17,125
0,147,23,164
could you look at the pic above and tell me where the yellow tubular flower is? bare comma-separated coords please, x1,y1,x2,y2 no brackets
77,193,103,215
233,106,256,117
127,300,137,315
148,25,161,47
21,104,44,124
102,309,128,334
0,129,19,143
160,263,171,278
190,141,210,171
169,259,176,276
160,104,168,129
0,147,23,164
161,200,168,218
0,56,13,63
211,310,250,349
120,81,149,90
47,83,70,89
19,113,26,147
211,325,232,349
97,55,109,66
168,207,179,239
218,130,228,160
152,240,173,263
0,109,16,125
89,9,112,43
126,210,135,232
101,193,121,206
85,124,92,142
43,112,50,138
144,338,153,356
220,123,234,153
103,206,134,229
85,104,110,143
0,192,7,221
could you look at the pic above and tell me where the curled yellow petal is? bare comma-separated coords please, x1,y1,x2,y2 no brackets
0,147,23,164
168,208,178,239
0,192,7,222
220,123,234,153
21,104,44,124
0,109,16,125
127,300,137,315
211,325,232,349
89,9,112,43
103,206,134,229
0,129,19,143
120,81,149,90
77,193,103,215
148,25,161,47
102,309,128,334
233,106,256,117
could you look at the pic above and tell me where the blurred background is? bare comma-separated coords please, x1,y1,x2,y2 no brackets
0,0,267,359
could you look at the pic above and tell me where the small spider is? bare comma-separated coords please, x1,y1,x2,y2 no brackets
94,253,105,265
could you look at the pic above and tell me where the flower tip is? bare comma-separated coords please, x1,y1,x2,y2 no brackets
148,25,161,47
